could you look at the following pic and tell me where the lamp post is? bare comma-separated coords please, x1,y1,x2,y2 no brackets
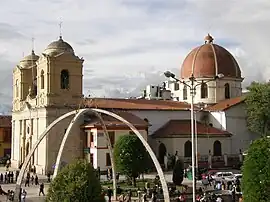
164,71,223,202
194,103,205,181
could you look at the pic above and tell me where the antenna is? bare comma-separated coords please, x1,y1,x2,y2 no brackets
59,21,63,38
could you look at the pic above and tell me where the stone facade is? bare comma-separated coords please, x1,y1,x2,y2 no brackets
11,36,84,174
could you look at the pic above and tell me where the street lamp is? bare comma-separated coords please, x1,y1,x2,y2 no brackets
164,71,224,202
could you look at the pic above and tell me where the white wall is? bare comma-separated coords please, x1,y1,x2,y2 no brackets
209,111,226,130
167,78,242,104
127,110,191,135
88,129,147,171
225,103,259,154
155,137,231,157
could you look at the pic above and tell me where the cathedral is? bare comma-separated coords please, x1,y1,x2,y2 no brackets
12,35,84,174
11,34,259,173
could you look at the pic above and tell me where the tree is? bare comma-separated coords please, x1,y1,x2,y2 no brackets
245,82,270,136
242,137,270,202
46,159,104,202
172,159,184,186
114,134,151,187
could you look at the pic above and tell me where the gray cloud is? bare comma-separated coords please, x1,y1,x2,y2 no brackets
0,23,25,40
0,0,270,111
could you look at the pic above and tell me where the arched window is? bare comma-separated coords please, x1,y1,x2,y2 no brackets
15,79,19,97
213,140,222,156
184,140,192,157
61,70,69,89
201,83,208,98
225,83,230,99
183,85,187,100
40,70,44,89
158,143,167,164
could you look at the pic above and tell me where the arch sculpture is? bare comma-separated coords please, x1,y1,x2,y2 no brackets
14,108,170,202
53,109,117,200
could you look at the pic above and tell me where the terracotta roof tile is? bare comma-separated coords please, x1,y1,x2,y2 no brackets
84,98,193,111
0,116,11,128
206,96,246,111
152,120,231,138
82,111,149,128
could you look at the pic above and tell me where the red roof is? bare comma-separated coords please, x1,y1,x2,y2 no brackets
0,116,11,128
206,96,246,111
82,111,149,129
152,120,231,138
84,98,193,111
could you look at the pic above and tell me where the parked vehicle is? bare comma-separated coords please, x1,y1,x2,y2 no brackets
0,155,10,165
212,172,235,182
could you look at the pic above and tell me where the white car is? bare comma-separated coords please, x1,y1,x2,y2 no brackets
212,172,235,182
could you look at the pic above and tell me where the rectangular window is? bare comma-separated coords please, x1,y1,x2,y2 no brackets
106,153,111,166
90,132,94,143
108,131,115,146
174,83,180,90
3,129,11,142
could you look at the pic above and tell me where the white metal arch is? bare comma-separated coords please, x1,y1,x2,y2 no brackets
14,108,170,202
14,110,77,201
53,109,118,200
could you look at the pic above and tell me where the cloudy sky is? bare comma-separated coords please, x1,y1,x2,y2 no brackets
0,0,269,110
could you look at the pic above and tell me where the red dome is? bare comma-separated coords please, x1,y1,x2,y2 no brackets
180,35,242,79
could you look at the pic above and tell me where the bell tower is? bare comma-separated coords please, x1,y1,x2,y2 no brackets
36,36,84,108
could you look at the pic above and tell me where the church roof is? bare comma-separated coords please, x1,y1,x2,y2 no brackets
43,36,74,55
152,120,231,138
206,95,246,111
84,98,194,111
82,111,149,129
180,34,242,79
0,116,11,128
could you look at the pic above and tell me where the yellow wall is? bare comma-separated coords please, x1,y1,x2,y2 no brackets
0,127,11,158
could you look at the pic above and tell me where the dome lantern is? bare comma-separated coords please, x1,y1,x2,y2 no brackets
204,33,214,44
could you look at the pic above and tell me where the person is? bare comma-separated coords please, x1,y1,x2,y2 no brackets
0,185,7,195
179,193,186,202
31,175,34,185
47,172,51,183
39,183,45,196
150,192,157,202
25,176,30,187
35,175,39,185
107,186,113,202
216,195,223,202
21,189,27,202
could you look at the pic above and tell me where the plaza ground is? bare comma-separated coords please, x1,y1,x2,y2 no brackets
0,166,240,201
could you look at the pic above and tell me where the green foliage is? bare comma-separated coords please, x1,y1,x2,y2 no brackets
172,159,184,186
113,134,151,186
46,159,104,202
246,82,270,136
242,137,270,202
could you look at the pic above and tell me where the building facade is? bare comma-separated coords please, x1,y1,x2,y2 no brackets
12,36,83,174
0,116,12,158
11,34,259,173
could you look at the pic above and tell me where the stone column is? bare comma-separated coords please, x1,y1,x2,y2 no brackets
239,153,243,163
208,154,212,169
224,154,228,167
164,155,168,171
